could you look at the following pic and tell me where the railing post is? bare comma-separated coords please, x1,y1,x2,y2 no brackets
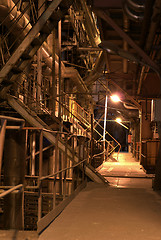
72,136,76,192
38,130,43,221
59,151,63,197
54,133,59,207
0,119,7,178
30,131,36,176
90,113,94,165
63,136,68,200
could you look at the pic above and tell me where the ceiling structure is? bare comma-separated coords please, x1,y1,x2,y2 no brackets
81,0,161,122
0,0,160,125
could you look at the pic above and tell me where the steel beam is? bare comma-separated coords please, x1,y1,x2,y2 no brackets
8,96,106,183
95,10,161,77
0,0,62,83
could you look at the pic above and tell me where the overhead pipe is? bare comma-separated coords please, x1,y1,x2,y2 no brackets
137,0,161,94
127,0,145,12
139,0,155,48
123,0,145,22
0,0,90,96
144,0,161,53
123,102,138,110
80,0,101,47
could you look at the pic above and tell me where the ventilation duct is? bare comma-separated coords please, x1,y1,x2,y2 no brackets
123,0,145,22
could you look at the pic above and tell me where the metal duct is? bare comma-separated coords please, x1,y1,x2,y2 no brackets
123,102,138,110
123,0,145,22
127,0,145,11
63,67,89,93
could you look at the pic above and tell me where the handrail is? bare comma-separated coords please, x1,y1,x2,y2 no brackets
94,119,121,152
0,115,25,123
40,158,87,181
130,143,144,159
0,184,23,198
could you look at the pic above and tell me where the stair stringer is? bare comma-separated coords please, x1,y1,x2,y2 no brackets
7,96,107,184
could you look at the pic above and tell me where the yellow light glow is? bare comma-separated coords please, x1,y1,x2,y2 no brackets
111,94,120,102
116,117,122,123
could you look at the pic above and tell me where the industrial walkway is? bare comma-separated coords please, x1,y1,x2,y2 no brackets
39,152,161,240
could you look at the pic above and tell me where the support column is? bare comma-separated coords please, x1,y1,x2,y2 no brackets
31,131,36,176
48,147,55,193
37,0,44,103
58,20,62,120
51,29,56,116
90,113,94,166
4,130,25,229
153,122,161,190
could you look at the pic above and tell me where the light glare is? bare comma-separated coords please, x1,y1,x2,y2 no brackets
116,117,122,123
111,94,120,102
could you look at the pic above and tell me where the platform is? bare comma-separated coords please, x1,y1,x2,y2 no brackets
39,152,161,240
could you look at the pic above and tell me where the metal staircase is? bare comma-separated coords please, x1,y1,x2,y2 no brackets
0,0,72,99
0,0,117,176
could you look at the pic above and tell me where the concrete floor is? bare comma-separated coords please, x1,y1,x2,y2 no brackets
39,152,161,240
0,230,38,240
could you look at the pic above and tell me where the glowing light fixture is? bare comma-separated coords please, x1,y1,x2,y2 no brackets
111,94,121,103
116,117,122,123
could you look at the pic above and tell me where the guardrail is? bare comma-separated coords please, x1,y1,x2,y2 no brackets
0,122,88,231
0,184,23,198
0,115,25,176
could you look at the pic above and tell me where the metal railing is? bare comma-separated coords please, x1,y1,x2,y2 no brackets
0,122,88,230
93,119,121,160
0,184,23,198
0,115,25,176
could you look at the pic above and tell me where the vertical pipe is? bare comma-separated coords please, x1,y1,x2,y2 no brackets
48,148,55,193
59,151,63,196
37,48,42,104
139,110,142,162
30,131,36,176
51,28,56,116
54,133,59,207
52,148,56,209
153,122,161,190
103,95,108,161
63,136,67,200
58,20,62,120
72,136,76,192
0,119,7,177
4,130,25,229
123,14,129,74
103,95,108,141
90,113,94,165
37,0,44,104
38,130,43,221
